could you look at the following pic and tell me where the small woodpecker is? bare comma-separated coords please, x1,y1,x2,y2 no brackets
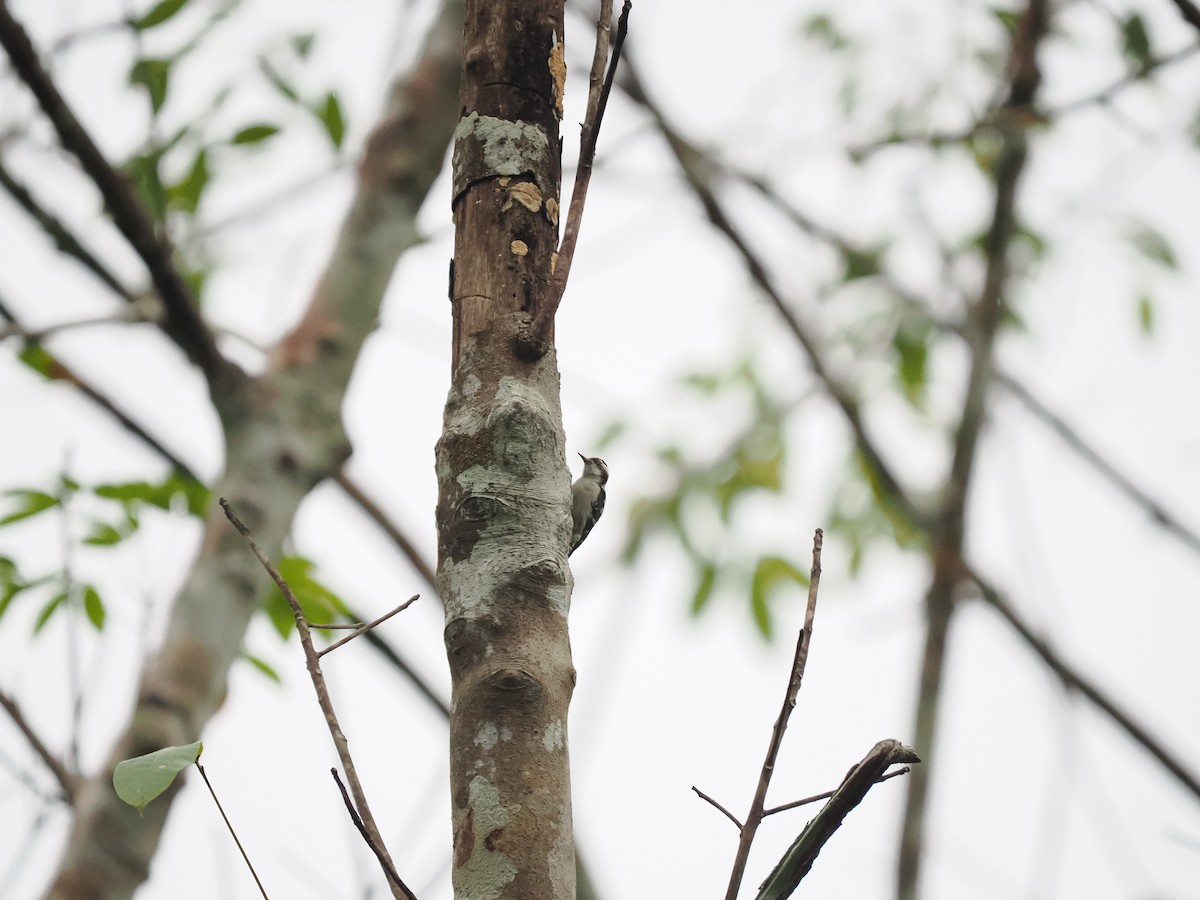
569,453,608,555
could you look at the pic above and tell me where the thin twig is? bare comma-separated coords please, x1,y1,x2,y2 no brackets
219,499,415,900
691,786,743,830
519,0,632,358
723,529,824,900
317,596,418,658
331,768,409,894
0,690,77,802
0,4,235,386
762,767,911,817
195,763,270,900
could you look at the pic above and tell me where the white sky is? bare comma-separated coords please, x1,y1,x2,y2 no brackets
2,0,1200,899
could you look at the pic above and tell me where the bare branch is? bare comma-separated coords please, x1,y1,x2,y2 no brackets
317,596,419,658
519,0,632,358
1166,0,1200,33
0,689,77,802
763,767,911,818
691,785,743,830
723,529,824,900
0,4,237,388
756,741,921,899
220,499,415,900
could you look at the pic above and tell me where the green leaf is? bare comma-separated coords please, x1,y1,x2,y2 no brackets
242,652,281,683
34,592,68,634
749,556,809,640
17,344,60,380
133,0,191,30
892,322,930,407
259,58,299,102
1137,294,1154,335
1121,13,1152,70
84,521,127,546
113,741,203,811
842,247,881,282
82,585,106,630
261,556,349,639
1128,222,1177,270
230,124,280,146
313,91,345,149
122,151,168,222
94,473,210,517
0,490,60,526
690,563,718,615
991,7,1019,35
129,58,172,114
289,33,315,59
166,148,210,214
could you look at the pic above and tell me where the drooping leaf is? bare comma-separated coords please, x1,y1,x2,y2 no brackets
242,652,281,683
749,556,809,640
690,562,718,615
133,0,191,30
313,91,346,149
1120,13,1152,71
0,490,60,526
34,591,68,634
1128,221,1177,270
258,58,299,102
261,556,350,639
129,58,172,114
121,151,168,222
892,321,931,407
82,585,106,630
1137,294,1154,335
166,148,210,214
113,741,203,811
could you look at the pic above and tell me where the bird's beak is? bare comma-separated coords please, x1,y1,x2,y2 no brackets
577,452,587,462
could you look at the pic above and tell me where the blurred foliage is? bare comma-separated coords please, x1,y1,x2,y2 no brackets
619,361,809,640
260,555,352,640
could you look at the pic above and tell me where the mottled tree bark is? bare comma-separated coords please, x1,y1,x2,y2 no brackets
437,1,576,897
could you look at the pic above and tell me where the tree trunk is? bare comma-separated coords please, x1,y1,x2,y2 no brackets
437,1,575,897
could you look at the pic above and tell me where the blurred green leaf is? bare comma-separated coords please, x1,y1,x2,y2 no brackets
129,58,172,114
17,344,60,380
258,58,299,102
34,591,68,634
1121,13,1152,71
799,14,849,50
230,124,280,146
94,472,210,517
83,521,126,546
166,148,210,214
748,557,809,641
690,562,718,615
313,91,346,149
892,321,930,407
1128,221,1177,270
82,585,106,630
133,0,191,30
1,490,60,526
122,151,168,222
1137,294,1154,335
242,652,281,683
113,741,202,811
289,33,315,59
262,556,350,639
842,247,881,282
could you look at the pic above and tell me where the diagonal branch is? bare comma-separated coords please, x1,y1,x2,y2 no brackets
0,3,236,388
965,564,1200,802
0,688,78,802
221,500,415,900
